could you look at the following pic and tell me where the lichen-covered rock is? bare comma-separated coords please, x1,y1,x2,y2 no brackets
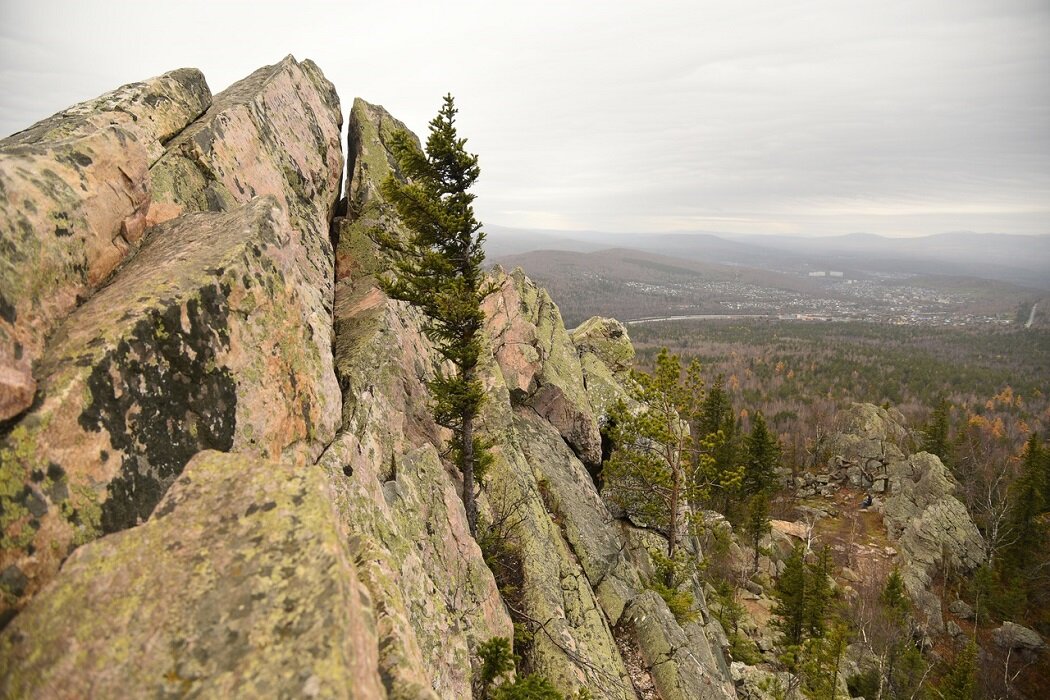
0,197,340,618
622,591,736,700
514,410,640,624
730,662,792,700
150,55,342,315
0,68,211,420
572,316,635,374
484,265,602,466
475,357,635,700
572,317,636,426
883,452,985,632
820,403,909,464
993,621,1045,651
336,98,419,284
948,599,974,620
0,450,384,699
151,55,341,221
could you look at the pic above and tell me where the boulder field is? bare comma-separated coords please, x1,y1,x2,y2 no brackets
0,59,737,699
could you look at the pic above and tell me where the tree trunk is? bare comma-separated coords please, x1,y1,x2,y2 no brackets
462,409,478,537
667,464,680,584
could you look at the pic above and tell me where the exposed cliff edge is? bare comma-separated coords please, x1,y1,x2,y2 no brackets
0,62,737,699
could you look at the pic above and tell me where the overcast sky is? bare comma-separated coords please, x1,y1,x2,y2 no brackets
2,0,1048,237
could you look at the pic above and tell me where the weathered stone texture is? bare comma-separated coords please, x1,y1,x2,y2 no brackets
0,68,211,420
623,591,737,700
0,450,384,699
0,197,339,618
485,266,602,466
149,55,343,379
0,81,742,700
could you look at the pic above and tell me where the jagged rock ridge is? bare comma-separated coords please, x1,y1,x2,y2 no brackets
1,63,737,699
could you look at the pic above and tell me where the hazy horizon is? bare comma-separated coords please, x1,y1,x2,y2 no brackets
484,224,1050,240
3,1,1048,238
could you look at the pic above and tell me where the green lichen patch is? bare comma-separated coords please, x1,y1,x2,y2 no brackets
0,450,384,698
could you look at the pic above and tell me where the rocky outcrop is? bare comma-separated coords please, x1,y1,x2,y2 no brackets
0,68,211,420
572,316,635,423
0,85,737,699
820,403,986,632
1,58,342,621
0,196,341,618
0,450,384,699
623,591,738,700
484,266,602,466
325,100,511,698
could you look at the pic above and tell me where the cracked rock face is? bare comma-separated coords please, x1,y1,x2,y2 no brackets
0,450,385,700
484,266,602,466
623,591,737,700
1,56,344,622
0,197,340,620
0,68,212,420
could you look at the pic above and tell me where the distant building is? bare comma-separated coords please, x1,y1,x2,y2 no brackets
829,271,844,277
808,271,826,277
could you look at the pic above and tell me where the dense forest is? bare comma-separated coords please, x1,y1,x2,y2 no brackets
628,320,1050,476
621,319,1050,697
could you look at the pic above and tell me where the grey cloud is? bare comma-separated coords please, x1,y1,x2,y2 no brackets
1,0,1047,236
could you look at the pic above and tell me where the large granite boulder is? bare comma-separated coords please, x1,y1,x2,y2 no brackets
336,98,418,284
151,56,342,235
0,450,384,699
571,316,635,374
820,402,909,465
993,621,1045,651
484,266,602,466
0,69,211,420
572,316,635,424
883,452,985,631
0,197,340,619
149,55,343,346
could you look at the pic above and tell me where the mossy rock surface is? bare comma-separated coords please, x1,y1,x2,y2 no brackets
0,450,384,699
571,316,635,374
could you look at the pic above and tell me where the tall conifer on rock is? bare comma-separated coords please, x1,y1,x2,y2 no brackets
605,349,712,563
371,94,495,537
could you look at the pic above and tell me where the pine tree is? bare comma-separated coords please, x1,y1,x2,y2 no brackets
880,567,910,624
699,374,731,437
695,375,745,515
605,349,711,563
372,94,495,537
744,411,780,496
773,543,834,653
936,640,977,700
923,398,952,466
803,545,832,640
773,543,809,648
742,493,771,574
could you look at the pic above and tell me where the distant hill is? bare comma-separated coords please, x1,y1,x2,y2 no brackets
494,247,839,327
485,226,1050,291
